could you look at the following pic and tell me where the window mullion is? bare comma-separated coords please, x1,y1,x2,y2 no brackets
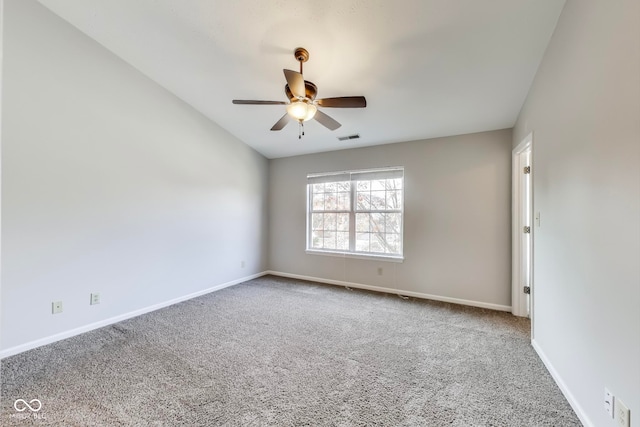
349,181,356,252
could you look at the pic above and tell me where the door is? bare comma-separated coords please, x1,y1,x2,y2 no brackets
512,133,533,318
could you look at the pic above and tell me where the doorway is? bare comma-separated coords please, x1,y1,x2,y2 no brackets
512,133,533,320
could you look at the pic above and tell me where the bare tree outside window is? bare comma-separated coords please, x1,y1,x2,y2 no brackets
310,181,351,251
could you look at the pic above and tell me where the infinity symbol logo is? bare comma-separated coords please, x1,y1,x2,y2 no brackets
14,399,42,412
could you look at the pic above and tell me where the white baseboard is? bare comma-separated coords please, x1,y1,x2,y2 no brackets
532,339,593,427
0,271,268,360
266,270,512,312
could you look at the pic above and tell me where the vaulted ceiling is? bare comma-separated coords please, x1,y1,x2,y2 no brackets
38,0,565,158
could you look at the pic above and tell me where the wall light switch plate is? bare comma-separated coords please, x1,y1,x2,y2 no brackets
604,388,614,418
615,398,630,427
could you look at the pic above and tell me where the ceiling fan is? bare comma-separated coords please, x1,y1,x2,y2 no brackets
232,47,367,138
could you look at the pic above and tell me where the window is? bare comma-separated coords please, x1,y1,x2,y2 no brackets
307,167,404,260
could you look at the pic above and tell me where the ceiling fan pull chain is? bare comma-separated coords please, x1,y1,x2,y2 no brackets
302,122,305,136
298,121,302,139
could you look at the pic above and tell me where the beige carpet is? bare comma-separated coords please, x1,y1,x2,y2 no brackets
1,275,581,426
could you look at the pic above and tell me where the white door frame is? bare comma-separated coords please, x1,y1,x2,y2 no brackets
0,0,4,346
512,132,533,320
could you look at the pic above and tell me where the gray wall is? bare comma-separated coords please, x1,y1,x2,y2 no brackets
1,0,268,352
269,129,513,309
513,0,640,425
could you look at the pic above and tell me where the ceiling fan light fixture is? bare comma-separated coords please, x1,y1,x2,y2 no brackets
287,100,317,122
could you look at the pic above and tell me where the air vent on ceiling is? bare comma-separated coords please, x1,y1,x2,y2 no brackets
337,134,360,141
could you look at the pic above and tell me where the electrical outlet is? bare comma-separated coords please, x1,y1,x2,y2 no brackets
615,398,630,427
604,388,614,418
52,301,63,314
90,293,100,305
377,267,383,276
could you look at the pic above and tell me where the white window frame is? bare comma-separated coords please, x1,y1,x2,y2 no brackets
305,167,405,262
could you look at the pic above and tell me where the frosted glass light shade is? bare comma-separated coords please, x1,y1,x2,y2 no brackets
287,101,317,122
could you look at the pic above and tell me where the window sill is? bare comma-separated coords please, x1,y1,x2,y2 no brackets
305,249,404,263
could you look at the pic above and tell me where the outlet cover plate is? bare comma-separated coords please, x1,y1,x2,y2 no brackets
52,301,63,314
90,293,100,305
615,398,630,427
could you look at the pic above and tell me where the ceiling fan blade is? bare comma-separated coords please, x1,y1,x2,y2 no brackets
232,100,287,105
271,113,291,131
317,96,367,108
284,69,305,99
314,110,341,131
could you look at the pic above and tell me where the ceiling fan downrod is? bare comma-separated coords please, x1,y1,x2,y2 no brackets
295,47,309,75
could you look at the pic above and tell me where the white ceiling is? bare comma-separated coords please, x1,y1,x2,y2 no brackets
38,0,565,159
